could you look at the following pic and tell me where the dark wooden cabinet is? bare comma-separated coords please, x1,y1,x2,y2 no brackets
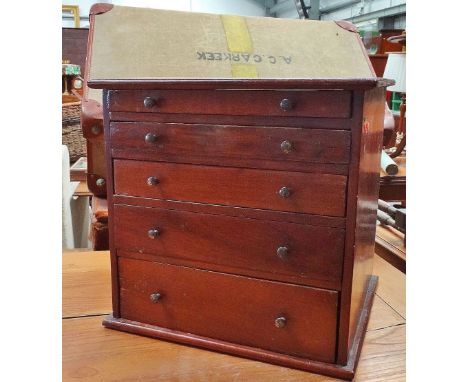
92,81,389,380
62,27,89,71
88,4,393,380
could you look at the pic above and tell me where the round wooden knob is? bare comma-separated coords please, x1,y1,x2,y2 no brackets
150,292,162,303
145,133,158,143
148,229,160,239
280,98,293,111
278,186,291,198
280,140,293,153
143,96,157,108
147,176,160,186
96,178,105,187
275,316,287,328
91,125,102,135
276,246,289,259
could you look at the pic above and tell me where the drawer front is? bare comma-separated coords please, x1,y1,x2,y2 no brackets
114,204,344,288
113,160,347,217
119,257,338,363
108,89,351,118
110,122,351,165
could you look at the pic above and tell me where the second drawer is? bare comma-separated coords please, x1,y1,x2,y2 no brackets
110,122,351,165
114,204,344,289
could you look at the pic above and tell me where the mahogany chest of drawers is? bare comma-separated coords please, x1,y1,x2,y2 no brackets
87,4,392,380
90,78,390,380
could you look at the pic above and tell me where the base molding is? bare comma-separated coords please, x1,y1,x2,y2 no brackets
103,275,378,380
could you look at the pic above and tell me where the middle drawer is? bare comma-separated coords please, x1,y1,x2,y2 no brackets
113,160,347,216
114,204,344,289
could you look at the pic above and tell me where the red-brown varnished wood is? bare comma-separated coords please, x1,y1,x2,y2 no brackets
108,89,352,118
102,89,120,318
81,99,106,197
111,149,349,175
89,2,114,15
112,195,346,228
89,78,394,91
113,204,345,289
118,257,339,363
336,90,365,365
337,88,386,364
347,87,385,351
110,122,351,165
110,111,353,130
375,223,406,273
113,160,348,217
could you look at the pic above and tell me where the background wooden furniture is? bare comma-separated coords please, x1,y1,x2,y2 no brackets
368,54,388,77
62,250,405,381
375,222,406,273
68,174,109,249
379,155,406,202
91,197,109,250
377,153,405,273
72,181,92,197
62,28,89,75
367,29,404,77
379,29,404,53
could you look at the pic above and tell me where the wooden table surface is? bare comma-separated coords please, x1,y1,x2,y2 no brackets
379,155,406,202
63,251,405,381
375,223,406,273
72,180,92,197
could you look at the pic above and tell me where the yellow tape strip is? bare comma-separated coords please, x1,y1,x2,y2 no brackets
222,15,253,53
231,63,258,78
221,15,258,78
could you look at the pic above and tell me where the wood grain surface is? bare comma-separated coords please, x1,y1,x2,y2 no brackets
62,251,111,318
373,255,406,319
72,181,92,197
375,223,406,273
109,111,353,131
119,257,338,363
108,89,352,118
338,88,385,363
113,204,345,289
62,250,405,381
113,160,348,216
379,156,406,201
110,122,351,165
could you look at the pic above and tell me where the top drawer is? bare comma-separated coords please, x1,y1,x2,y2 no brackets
108,89,352,119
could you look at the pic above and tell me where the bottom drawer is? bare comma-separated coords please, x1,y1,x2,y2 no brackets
119,257,338,363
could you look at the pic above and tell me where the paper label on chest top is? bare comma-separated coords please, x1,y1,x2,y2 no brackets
89,5,375,81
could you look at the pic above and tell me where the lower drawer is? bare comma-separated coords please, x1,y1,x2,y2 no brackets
114,204,344,289
119,257,338,363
